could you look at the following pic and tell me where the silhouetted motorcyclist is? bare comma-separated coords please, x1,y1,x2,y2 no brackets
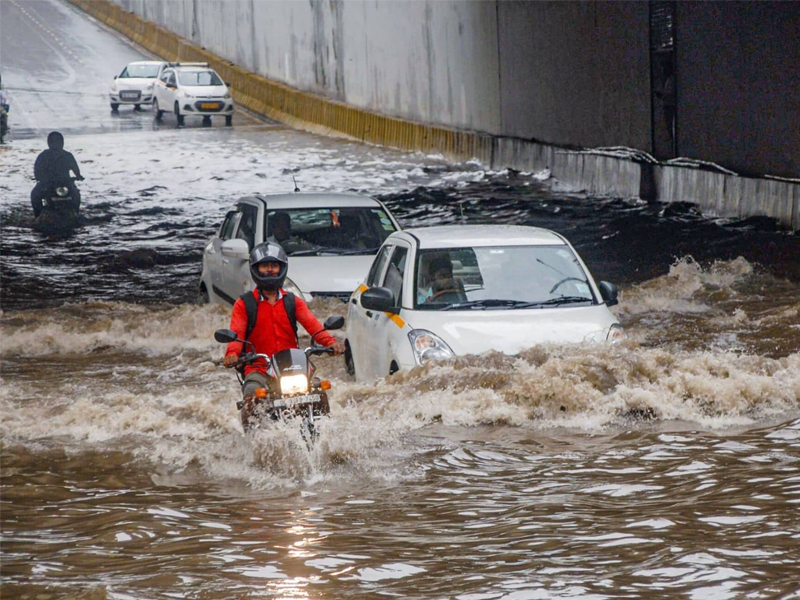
0,83,9,143
31,131,84,217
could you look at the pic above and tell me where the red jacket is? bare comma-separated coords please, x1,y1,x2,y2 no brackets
225,289,336,377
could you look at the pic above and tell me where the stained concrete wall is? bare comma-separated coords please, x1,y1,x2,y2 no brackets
497,2,651,150
86,0,799,230
676,2,800,179
117,0,502,133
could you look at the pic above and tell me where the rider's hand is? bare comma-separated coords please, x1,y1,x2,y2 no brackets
330,341,346,356
76,175,85,181
222,354,239,368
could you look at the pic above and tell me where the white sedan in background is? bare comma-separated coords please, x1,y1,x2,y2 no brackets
346,225,625,382
200,192,402,309
109,60,167,111
153,63,234,127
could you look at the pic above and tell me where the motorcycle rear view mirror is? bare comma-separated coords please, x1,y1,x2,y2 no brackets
323,316,345,331
214,328,240,343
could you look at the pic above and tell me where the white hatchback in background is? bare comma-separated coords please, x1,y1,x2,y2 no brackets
153,63,234,127
200,192,402,309
109,60,167,111
346,225,625,382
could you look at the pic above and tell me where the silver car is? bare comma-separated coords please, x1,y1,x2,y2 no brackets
199,192,402,306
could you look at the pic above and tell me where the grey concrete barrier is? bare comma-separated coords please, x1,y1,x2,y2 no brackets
67,0,798,231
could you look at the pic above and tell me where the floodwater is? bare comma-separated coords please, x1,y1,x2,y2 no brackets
2,1,800,599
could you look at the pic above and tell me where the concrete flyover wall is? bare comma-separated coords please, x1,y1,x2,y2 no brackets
69,0,799,230
115,0,502,134
677,2,800,180
497,1,651,150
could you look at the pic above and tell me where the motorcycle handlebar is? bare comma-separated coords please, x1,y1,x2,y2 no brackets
224,346,333,367
305,346,335,356
226,352,270,368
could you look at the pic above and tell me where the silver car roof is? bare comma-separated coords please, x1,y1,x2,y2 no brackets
246,192,385,210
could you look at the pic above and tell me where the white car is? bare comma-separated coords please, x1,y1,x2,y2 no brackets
200,192,402,308
346,225,625,382
153,63,234,127
109,60,167,111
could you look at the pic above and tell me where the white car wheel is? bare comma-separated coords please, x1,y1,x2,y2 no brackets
153,99,163,120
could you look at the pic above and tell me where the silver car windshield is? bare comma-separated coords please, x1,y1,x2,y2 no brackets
120,64,161,78
414,245,595,310
178,70,224,86
265,207,397,257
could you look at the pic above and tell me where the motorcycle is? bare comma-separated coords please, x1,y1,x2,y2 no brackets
215,315,345,439
34,177,82,231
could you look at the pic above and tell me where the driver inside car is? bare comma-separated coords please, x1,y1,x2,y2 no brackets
421,255,467,304
267,211,313,254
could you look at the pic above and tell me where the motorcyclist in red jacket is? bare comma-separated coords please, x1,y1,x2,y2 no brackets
222,242,345,397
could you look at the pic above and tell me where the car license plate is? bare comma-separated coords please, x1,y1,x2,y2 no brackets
121,91,139,99
271,394,321,409
200,102,220,109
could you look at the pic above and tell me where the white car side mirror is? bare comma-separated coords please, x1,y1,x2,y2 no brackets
221,238,250,260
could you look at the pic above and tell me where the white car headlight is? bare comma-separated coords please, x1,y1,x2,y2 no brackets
408,329,455,365
607,323,627,344
223,91,231,99
183,92,194,99
280,374,309,396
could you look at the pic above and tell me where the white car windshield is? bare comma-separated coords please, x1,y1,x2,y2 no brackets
120,64,161,78
414,245,595,310
178,70,224,86
265,207,397,256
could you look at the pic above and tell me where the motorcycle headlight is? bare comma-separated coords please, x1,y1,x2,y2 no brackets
280,374,309,396
56,187,69,197
408,329,455,366
607,323,627,344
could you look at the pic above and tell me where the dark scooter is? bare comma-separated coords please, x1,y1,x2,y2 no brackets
215,315,344,440
34,177,81,231
0,105,8,144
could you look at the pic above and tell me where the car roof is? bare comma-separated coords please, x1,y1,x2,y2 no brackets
394,225,567,248
242,192,384,210
173,66,216,72
126,61,166,66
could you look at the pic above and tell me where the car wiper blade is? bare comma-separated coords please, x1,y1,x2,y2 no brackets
513,296,593,309
289,248,323,256
440,299,523,311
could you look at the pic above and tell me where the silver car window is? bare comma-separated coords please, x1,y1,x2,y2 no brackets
234,205,259,250
219,211,241,241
